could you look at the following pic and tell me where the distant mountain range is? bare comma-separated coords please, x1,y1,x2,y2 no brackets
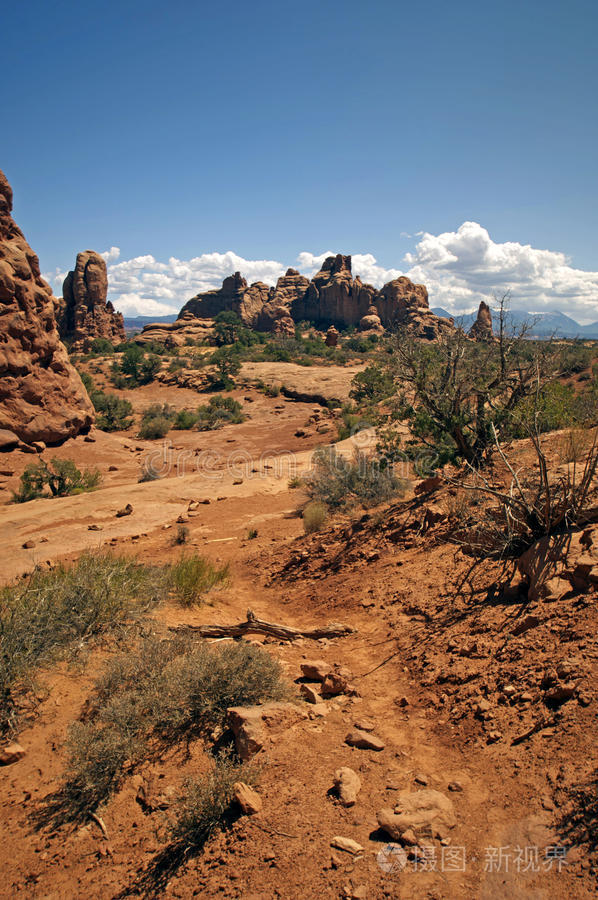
123,310,598,339
432,308,598,339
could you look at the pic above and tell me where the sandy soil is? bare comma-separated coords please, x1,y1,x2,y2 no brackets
0,375,596,899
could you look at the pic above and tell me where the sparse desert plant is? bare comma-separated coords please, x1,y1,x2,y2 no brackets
138,461,161,482
12,458,101,503
303,446,407,510
207,347,242,390
173,409,199,430
91,390,134,431
138,403,176,439
170,753,258,849
0,553,166,733
48,636,287,821
196,395,244,430
168,553,230,606
246,528,258,540
288,475,302,489
174,524,190,545
303,500,328,533
264,383,281,398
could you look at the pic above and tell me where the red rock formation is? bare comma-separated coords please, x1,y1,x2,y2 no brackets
180,272,269,327
325,325,339,347
468,301,494,341
291,255,377,327
55,250,125,351
0,169,93,444
257,268,310,332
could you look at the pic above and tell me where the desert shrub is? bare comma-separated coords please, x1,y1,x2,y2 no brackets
174,525,189,545
112,344,161,387
168,553,230,606
336,408,372,441
303,446,407,510
349,364,394,403
345,334,379,353
196,395,244,430
247,528,258,540
173,409,199,430
170,753,258,848
12,458,101,503
89,337,115,355
264,383,281,398
91,390,134,431
0,553,166,733
303,500,328,533
138,404,176,439
53,636,286,819
207,347,242,389
138,462,161,482
213,311,257,347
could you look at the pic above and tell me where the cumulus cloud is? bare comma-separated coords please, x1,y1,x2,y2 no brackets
43,224,598,323
405,222,598,324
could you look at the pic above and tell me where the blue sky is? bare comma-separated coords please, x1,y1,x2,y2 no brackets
3,0,598,320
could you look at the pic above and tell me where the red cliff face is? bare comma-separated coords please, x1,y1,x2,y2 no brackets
0,169,94,444
55,250,125,351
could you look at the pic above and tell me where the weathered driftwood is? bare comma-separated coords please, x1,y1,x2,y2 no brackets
170,608,356,641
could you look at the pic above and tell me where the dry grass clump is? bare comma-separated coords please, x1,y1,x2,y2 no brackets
0,552,165,733
168,553,229,606
170,753,259,849
303,446,407,511
49,635,288,823
303,500,328,534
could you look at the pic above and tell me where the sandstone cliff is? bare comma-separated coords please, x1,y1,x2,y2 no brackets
180,272,270,328
55,250,125,351
0,170,93,444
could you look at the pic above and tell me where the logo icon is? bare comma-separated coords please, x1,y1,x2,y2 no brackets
377,843,408,874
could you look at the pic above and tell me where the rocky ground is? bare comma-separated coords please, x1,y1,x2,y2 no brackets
0,377,596,899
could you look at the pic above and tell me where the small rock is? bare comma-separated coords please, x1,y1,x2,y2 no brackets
176,515,188,524
396,696,410,707
233,782,262,815
31,440,46,453
447,781,463,792
352,886,368,900
108,465,118,471
519,691,533,703
414,774,429,786
333,767,361,807
345,729,385,751
353,718,375,732
321,673,349,697
414,474,442,495
330,836,364,855
486,731,502,744
116,503,133,518
511,614,540,636
300,684,320,704
88,524,103,531
84,434,96,443
0,742,26,765
377,789,456,842
300,660,331,681
544,683,577,705
22,540,35,549
233,478,243,485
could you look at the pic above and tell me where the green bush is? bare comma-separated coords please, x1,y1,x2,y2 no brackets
0,553,167,733
173,409,199,430
303,500,328,533
89,337,115,355
207,347,242,390
303,446,406,510
138,404,176,439
350,364,395,403
168,553,229,606
91,390,134,431
111,344,162,387
196,395,244,430
12,458,101,503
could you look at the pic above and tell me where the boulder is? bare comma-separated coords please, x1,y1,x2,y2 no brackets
227,702,307,760
333,767,361,806
300,660,332,681
0,169,94,444
233,781,262,815
377,789,456,841
56,250,125,351
468,301,494,341
0,742,26,765
345,729,385,751
325,326,339,347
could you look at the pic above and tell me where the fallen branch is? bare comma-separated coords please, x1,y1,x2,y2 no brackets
169,608,356,641
90,811,109,839
511,715,556,746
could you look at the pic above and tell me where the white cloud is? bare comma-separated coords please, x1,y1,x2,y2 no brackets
42,225,598,323
405,222,598,324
